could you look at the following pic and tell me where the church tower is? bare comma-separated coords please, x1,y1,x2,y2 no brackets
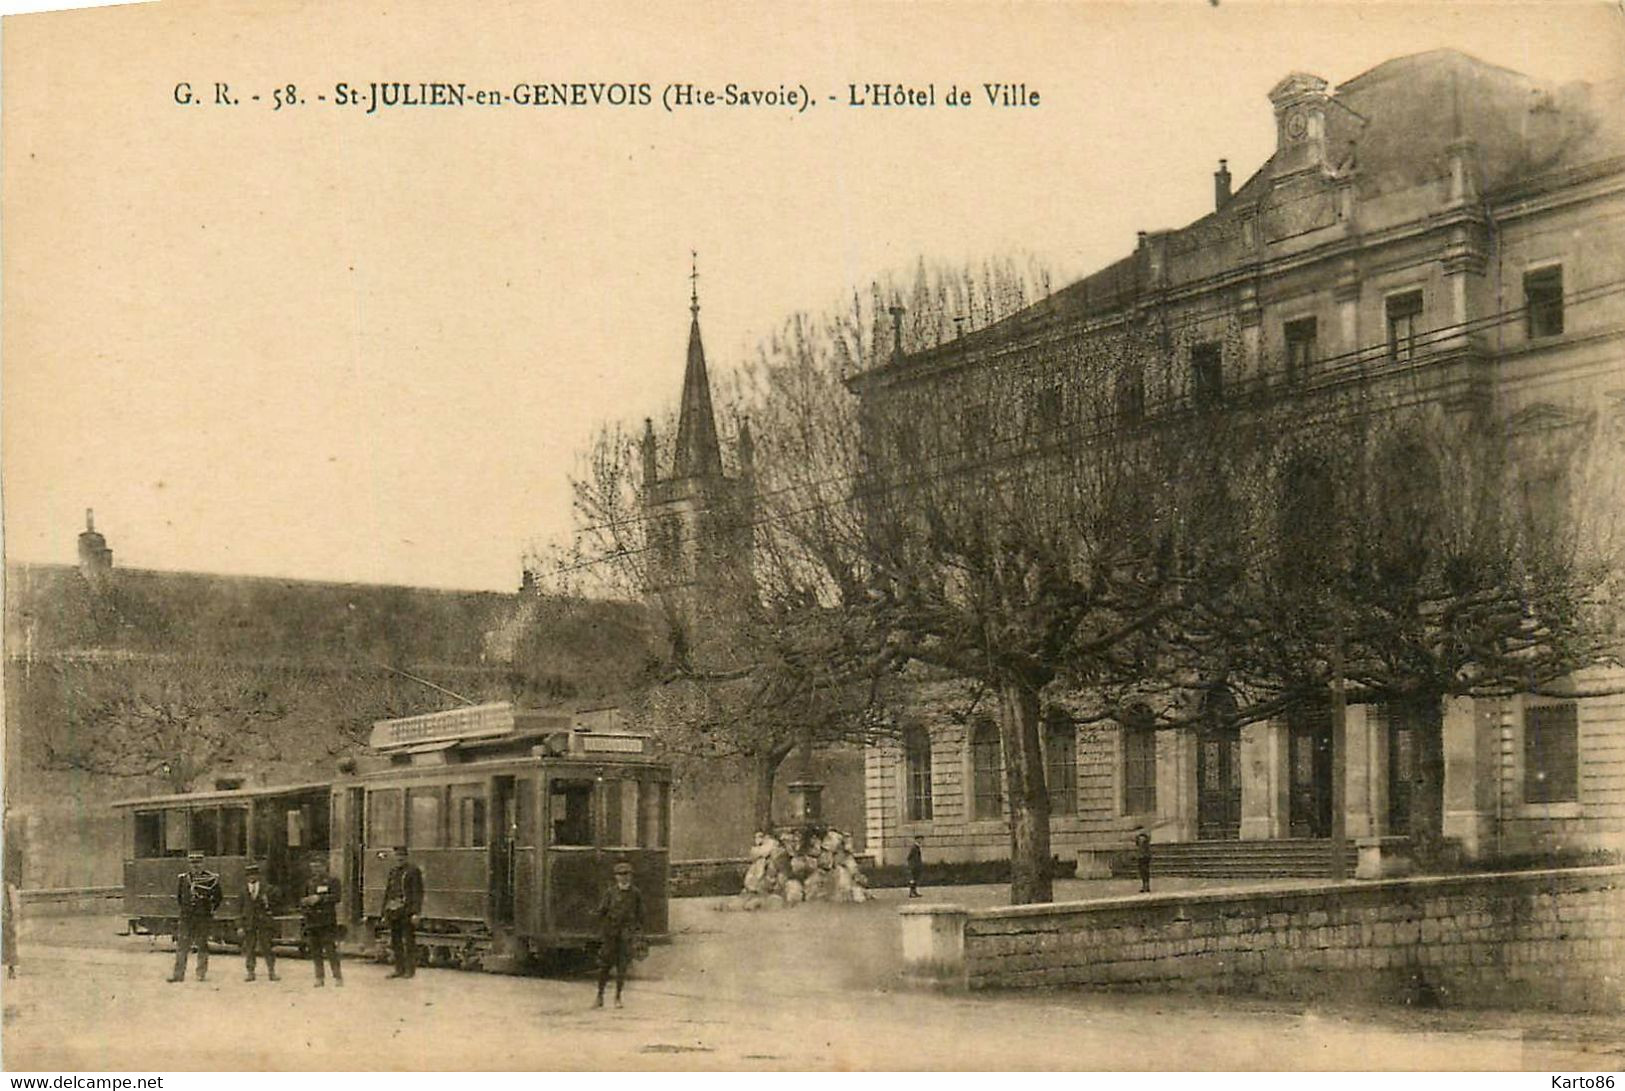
642,259,756,665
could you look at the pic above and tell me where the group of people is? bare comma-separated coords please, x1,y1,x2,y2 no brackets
165,847,646,1008
740,827,871,907
167,845,426,987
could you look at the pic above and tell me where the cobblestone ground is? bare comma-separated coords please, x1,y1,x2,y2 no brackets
3,879,1621,1071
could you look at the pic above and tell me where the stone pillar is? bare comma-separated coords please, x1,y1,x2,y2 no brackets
1442,695,1499,861
898,903,968,986
1154,728,1197,842
1342,704,1382,839
1240,718,1289,840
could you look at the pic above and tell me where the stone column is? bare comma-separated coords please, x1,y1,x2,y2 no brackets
1240,719,1289,840
1442,695,1499,861
1342,704,1381,839
1155,728,1197,842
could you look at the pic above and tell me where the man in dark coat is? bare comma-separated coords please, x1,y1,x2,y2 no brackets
1134,826,1153,893
240,861,279,981
593,860,643,1008
906,836,925,898
299,856,343,987
380,845,424,979
168,851,222,983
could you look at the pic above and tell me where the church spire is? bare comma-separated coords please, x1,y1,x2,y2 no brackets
673,253,723,479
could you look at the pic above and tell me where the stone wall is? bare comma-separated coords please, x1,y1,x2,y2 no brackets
945,867,1624,1012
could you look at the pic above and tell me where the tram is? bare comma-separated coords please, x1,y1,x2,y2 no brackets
114,703,673,972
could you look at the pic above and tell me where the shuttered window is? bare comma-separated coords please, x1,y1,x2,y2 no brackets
1524,702,1579,804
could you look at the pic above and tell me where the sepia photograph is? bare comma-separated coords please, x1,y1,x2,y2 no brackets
2,0,1623,1075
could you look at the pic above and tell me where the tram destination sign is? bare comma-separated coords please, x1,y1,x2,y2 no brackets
370,702,518,750
579,733,645,754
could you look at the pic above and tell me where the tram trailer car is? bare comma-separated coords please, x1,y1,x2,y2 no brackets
336,703,671,973
114,781,334,947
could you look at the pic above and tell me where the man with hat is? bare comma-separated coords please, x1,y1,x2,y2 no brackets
592,859,644,1008
298,856,343,987
240,861,280,982
168,850,222,983
380,845,424,979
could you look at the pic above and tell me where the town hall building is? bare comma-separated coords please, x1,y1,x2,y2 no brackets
855,51,1625,876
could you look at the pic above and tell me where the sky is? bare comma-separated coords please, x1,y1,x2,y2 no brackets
4,0,1623,592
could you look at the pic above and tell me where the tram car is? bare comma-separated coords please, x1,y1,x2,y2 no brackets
114,780,333,947
114,703,673,972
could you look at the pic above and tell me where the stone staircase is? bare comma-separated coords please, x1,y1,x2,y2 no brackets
1109,838,1359,879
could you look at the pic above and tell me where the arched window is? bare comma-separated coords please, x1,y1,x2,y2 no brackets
971,716,1003,820
1121,704,1157,816
904,729,933,822
1044,707,1077,815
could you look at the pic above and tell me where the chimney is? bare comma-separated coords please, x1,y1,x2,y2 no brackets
888,305,906,361
1214,158,1232,210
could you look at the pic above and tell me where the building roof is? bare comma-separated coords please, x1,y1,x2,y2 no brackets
856,50,1625,386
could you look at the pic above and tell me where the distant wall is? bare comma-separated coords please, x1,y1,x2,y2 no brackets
955,866,1624,1012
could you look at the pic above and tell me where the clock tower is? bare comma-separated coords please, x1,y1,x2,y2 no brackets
1268,71,1330,179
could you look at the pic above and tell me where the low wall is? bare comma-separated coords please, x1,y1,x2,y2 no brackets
903,866,1625,1012
17,886,123,917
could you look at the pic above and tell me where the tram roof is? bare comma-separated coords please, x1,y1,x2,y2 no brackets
110,780,333,809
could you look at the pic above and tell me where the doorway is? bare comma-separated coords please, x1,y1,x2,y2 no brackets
1288,704,1333,838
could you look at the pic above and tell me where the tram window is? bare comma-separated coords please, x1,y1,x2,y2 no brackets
450,784,486,848
163,809,189,856
640,782,669,849
220,807,248,856
550,780,594,846
134,812,164,858
287,808,306,849
408,787,445,849
368,789,404,847
190,808,220,856
603,779,640,847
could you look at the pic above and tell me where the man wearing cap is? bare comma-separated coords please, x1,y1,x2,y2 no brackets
380,845,424,979
592,860,644,1008
298,856,343,987
240,861,279,982
167,851,222,983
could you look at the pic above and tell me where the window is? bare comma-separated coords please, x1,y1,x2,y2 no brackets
550,779,595,846
971,717,1004,819
1045,709,1077,815
407,786,444,849
1122,710,1157,815
1386,291,1423,363
134,812,164,858
450,784,487,848
603,778,641,847
189,809,219,856
1191,342,1222,408
162,808,188,856
1284,317,1318,380
1524,702,1578,804
1525,266,1564,338
639,781,670,849
904,729,933,822
1117,368,1145,423
368,789,405,848
1031,384,1063,436
220,807,248,856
